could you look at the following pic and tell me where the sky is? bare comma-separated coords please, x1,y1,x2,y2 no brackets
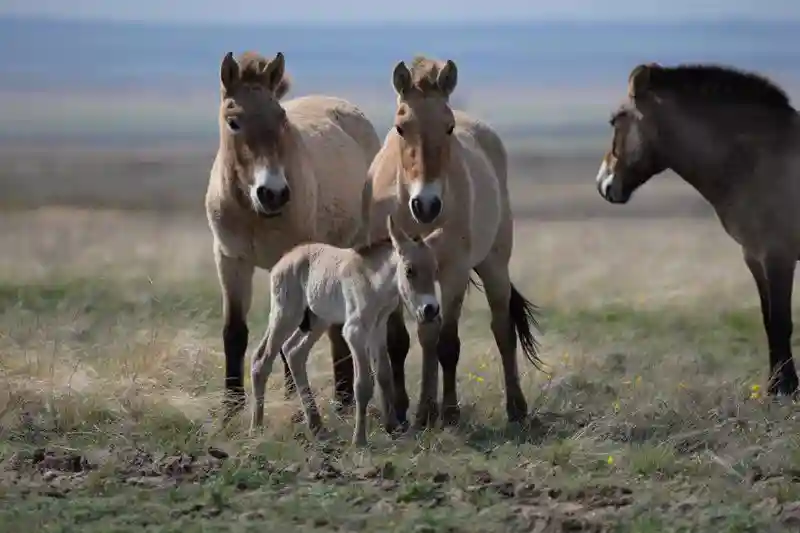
2,0,800,24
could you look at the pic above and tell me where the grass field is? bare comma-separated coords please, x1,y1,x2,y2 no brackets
2,148,800,532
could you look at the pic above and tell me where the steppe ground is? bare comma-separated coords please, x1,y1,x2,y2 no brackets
2,142,800,533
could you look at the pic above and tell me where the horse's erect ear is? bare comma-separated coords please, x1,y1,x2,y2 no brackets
437,60,458,97
263,52,286,94
392,61,412,96
220,52,239,93
628,62,659,99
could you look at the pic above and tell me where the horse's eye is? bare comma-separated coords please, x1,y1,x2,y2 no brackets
395,125,404,137
226,117,241,133
446,124,455,135
405,265,416,279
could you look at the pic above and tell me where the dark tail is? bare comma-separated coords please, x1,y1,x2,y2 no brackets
509,283,545,371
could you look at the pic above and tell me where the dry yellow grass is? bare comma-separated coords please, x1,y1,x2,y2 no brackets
2,158,800,532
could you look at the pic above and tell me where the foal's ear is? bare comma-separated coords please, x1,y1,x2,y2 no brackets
220,52,240,93
387,213,409,249
437,60,458,97
392,61,412,96
628,62,659,100
263,52,287,95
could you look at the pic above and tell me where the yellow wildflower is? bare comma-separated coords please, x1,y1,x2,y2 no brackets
607,456,614,465
635,375,642,385
750,384,761,400
612,400,621,413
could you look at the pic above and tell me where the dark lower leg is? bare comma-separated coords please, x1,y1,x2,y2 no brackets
764,256,799,396
387,309,411,427
414,322,441,429
223,314,248,419
495,317,528,422
328,325,355,408
437,321,461,426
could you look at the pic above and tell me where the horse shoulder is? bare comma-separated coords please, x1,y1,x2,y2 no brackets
205,153,255,260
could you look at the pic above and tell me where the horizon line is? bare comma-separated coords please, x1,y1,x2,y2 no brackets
3,13,800,28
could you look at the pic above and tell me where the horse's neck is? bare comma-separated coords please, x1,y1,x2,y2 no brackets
363,246,400,300
657,103,744,205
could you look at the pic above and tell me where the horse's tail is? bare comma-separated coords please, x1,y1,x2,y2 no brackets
509,283,545,371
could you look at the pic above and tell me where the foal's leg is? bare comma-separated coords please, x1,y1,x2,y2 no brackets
327,325,356,411
250,307,301,433
342,320,374,446
745,251,799,396
474,258,529,422
216,251,254,421
286,322,329,436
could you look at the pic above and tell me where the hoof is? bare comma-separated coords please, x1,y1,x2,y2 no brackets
768,374,799,397
413,402,439,430
441,404,461,427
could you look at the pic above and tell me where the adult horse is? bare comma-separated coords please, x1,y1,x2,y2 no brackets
205,51,381,419
595,62,800,397
366,56,543,428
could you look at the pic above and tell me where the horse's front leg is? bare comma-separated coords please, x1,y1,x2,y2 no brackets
436,270,470,427
216,250,254,422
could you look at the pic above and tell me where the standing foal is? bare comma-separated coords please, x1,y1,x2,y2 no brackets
250,213,441,446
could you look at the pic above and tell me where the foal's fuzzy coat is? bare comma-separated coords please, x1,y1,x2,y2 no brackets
250,212,441,446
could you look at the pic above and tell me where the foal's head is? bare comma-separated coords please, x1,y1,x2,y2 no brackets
390,56,458,224
218,51,293,217
387,214,440,324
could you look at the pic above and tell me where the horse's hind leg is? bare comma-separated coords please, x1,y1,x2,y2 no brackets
473,258,529,423
216,251,254,421
327,325,355,412
286,321,329,436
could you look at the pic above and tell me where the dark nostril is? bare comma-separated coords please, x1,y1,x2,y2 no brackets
256,186,270,204
411,197,422,217
422,303,439,321
429,197,442,217
279,186,291,205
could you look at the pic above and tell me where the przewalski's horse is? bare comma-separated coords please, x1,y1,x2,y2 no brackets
595,62,800,397
205,51,381,420
250,212,442,447
366,56,543,429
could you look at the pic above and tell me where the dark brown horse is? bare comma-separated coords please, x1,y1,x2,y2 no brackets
595,62,800,396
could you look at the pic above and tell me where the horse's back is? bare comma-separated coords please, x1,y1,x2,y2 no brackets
284,95,380,246
453,111,507,264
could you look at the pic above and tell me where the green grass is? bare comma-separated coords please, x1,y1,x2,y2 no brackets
3,277,800,532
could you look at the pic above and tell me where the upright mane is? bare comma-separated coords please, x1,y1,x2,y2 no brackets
637,63,795,113
234,51,292,99
408,56,449,96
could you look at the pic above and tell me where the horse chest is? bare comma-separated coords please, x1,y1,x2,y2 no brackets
250,226,308,270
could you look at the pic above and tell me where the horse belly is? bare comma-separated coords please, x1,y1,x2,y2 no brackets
306,278,347,325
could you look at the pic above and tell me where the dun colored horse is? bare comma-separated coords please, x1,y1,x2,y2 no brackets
205,51,381,419
595,62,800,396
250,208,441,447
366,56,543,429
